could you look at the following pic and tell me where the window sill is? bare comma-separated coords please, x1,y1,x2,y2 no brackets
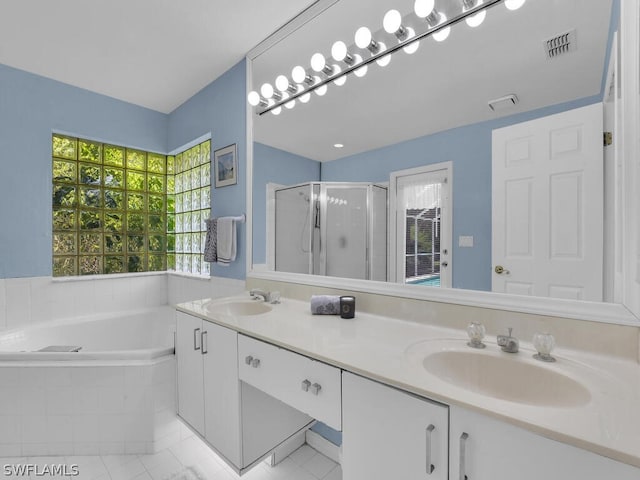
52,271,167,283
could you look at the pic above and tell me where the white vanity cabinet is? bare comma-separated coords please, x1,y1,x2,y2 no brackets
449,405,640,480
342,372,449,480
176,312,313,473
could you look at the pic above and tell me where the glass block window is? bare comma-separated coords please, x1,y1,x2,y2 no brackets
169,140,211,275
52,134,168,276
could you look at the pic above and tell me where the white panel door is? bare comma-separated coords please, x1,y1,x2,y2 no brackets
492,103,603,301
450,405,640,480
176,312,205,435
342,372,449,480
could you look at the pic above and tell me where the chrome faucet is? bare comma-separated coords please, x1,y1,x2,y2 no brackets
249,289,270,302
497,328,519,353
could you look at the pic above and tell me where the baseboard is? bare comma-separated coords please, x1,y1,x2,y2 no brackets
305,429,341,464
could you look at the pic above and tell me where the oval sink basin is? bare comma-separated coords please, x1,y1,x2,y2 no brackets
206,300,272,317
423,350,591,407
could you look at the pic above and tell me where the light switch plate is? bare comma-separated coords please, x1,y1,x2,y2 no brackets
459,235,474,247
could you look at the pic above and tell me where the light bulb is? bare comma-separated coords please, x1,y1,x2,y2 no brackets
505,0,525,10
355,26,372,49
247,91,261,107
376,42,391,67
353,54,367,78
311,53,326,72
271,106,282,116
291,65,307,84
331,41,348,62
432,13,451,42
299,91,311,103
313,76,327,96
332,65,346,86
260,83,274,99
282,92,295,109
383,9,402,34
414,0,435,18
275,75,290,92
403,27,420,54
465,9,486,27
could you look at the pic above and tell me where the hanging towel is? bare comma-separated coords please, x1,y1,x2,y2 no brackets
203,218,217,263
216,217,237,266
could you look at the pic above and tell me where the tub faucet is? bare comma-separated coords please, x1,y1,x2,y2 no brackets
249,289,270,302
497,328,519,353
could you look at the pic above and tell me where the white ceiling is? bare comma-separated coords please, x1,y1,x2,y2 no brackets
252,0,614,162
0,0,317,113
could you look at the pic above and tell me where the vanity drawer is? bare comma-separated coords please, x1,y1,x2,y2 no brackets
238,334,342,430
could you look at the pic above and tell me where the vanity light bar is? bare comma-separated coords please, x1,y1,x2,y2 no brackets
254,0,510,116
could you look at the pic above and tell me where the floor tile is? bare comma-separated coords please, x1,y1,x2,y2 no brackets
288,445,317,466
299,452,337,478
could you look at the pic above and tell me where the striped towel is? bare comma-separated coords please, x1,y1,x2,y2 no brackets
203,218,217,263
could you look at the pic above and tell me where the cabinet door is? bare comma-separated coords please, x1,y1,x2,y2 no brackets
342,372,449,480
202,321,241,467
176,312,205,435
450,405,640,480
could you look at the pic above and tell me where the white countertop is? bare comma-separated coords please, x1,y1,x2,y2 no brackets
176,294,640,468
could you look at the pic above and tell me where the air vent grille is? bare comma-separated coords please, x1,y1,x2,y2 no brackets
544,29,577,58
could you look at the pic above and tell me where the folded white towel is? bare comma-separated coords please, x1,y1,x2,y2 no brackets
310,295,340,315
216,217,236,266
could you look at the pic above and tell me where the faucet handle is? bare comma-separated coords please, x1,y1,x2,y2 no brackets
507,327,513,337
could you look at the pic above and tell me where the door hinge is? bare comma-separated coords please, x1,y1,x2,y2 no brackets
604,131,613,146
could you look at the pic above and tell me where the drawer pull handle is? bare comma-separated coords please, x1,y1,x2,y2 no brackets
251,358,261,368
460,432,469,480
311,383,322,395
193,328,201,351
301,379,311,392
245,355,253,365
426,424,435,474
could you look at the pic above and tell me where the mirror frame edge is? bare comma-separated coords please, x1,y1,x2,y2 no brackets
245,0,640,326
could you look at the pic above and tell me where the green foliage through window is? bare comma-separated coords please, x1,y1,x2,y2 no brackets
52,134,168,276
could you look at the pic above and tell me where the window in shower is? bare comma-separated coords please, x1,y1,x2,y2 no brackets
169,140,212,275
52,134,169,276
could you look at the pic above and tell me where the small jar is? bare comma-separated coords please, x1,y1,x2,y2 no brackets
533,332,556,362
466,322,486,349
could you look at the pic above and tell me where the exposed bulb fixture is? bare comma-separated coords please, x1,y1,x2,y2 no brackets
332,65,347,86
375,42,391,67
463,0,486,27
414,0,435,18
260,83,274,99
505,0,526,10
403,27,420,54
292,65,314,85
331,40,355,64
425,11,450,42
271,105,282,115
313,76,327,96
282,92,295,109
334,143,344,148
355,26,380,53
275,74,297,93
353,54,368,77
247,91,266,107
383,10,407,39
299,91,311,103
311,53,334,76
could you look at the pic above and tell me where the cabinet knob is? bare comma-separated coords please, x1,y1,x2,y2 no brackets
245,355,253,365
301,379,311,392
311,383,322,395
251,358,261,368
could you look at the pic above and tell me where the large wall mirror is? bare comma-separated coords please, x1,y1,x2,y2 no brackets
247,0,639,323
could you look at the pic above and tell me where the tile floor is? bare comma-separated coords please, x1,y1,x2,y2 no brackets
0,431,341,480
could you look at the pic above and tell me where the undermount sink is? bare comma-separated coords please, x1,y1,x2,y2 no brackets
205,300,272,317
423,350,591,407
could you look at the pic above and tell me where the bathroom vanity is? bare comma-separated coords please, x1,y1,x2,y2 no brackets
175,295,640,479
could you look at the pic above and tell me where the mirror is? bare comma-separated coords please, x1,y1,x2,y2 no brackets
250,0,619,303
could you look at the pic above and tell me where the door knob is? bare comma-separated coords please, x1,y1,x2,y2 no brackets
441,262,448,267
494,265,510,275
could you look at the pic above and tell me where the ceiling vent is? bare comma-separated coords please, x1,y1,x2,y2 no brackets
544,29,577,58
488,94,519,111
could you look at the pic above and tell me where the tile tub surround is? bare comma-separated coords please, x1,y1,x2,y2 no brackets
245,278,640,361
178,294,640,469
0,357,177,457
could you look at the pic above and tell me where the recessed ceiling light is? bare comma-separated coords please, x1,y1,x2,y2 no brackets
334,143,344,148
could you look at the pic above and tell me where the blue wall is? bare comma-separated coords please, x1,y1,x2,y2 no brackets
321,96,600,291
0,63,168,279
168,60,247,280
252,142,321,265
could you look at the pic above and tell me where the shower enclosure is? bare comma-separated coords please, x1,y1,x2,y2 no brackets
273,182,387,281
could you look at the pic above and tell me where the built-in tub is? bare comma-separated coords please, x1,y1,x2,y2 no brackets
0,306,179,457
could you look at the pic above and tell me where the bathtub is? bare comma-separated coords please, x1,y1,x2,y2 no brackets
0,306,180,457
